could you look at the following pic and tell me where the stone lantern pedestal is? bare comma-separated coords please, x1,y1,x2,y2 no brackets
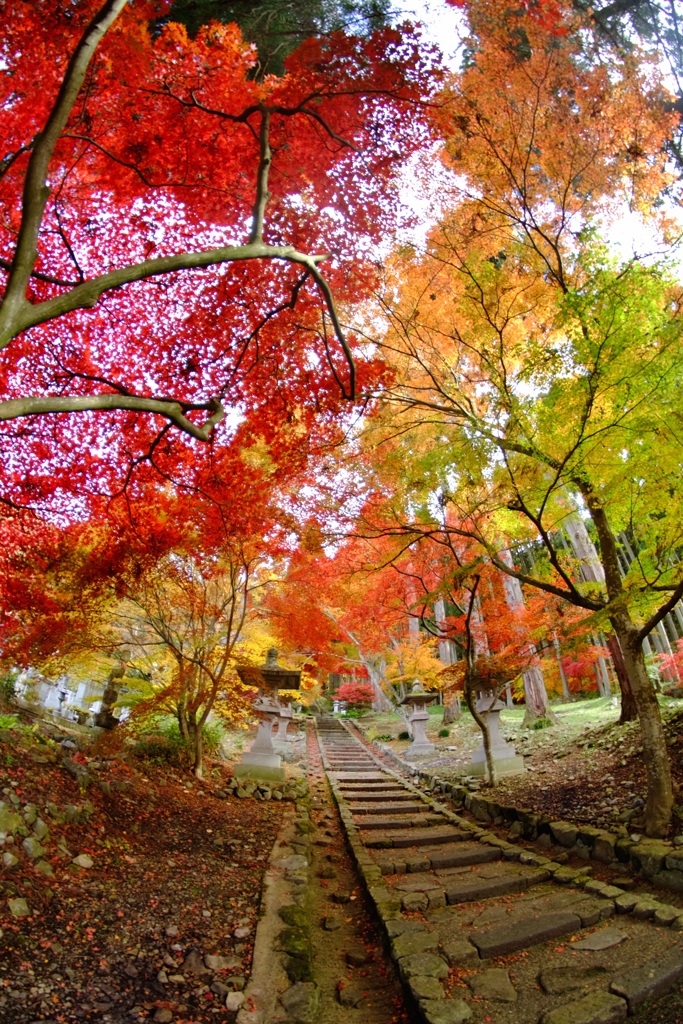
468,689,525,779
400,681,436,759
234,649,300,782
273,702,294,754
235,694,283,781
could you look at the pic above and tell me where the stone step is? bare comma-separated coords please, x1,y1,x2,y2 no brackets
325,750,373,755
610,945,683,1012
327,758,376,762
338,788,404,796
326,761,377,767
341,791,417,802
324,751,365,756
339,790,409,798
539,991,627,1024
329,772,388,782
350,801,428,816
326,753,375,758
362,825,464,848
339,774,397,782
354,814,444,831
374,842,500,874
444,865,551,906
326,756,367,759
470,910,582,958
316,723,683,1024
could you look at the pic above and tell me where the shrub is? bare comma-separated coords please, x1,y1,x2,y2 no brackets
398,730,410,740
335,681,375,710
0,674,16,708
133,733,179,764
134,717,225,765
438,728,450,738
531,716,553,731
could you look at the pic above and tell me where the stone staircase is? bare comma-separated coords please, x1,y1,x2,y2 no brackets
316,717,683,1024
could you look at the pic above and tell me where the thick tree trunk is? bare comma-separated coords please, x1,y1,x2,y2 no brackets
611,613,672,836
553,636,572,700
606,634,638,723
442,691,461,725
364,658,394,712
521,666,555,726
94,659,126,730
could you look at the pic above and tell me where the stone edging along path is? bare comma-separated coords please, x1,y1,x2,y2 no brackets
317,717,683,1024
236,779,317,1024
371,734,683,898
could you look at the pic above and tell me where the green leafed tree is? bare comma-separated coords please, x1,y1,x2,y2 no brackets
348,2,683,835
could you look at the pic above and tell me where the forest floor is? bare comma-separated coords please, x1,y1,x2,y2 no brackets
0,714,286,1024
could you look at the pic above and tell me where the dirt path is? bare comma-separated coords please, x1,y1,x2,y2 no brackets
303,722,412,1023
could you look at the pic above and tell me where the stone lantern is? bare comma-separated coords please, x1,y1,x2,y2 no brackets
234,649,301,781
273,702,295,752
399,680,436,759
468,688,525,778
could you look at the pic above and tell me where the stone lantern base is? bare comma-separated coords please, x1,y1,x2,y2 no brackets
468,752,525,778
233,755,285,783
403,741,435,760
234,710,285,782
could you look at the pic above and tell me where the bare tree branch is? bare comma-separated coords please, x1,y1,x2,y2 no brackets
0,393,225,442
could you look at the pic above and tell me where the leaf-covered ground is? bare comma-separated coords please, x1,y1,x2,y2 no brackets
357,697,683,837
0,720,285,1024
439,706,683,838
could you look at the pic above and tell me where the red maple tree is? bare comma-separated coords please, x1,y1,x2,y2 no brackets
0,0,441,513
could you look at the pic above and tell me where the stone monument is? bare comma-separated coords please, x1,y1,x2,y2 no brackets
468,689,525,778
399,681,436,759
235,649,301,782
